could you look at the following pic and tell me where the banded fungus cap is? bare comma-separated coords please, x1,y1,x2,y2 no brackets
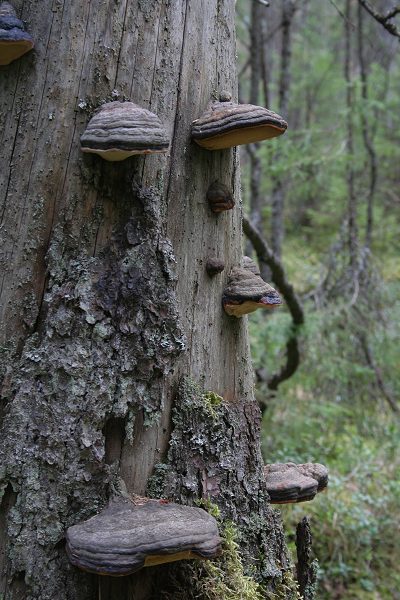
264,463,329,504
222,266,281,317
66,498,221,576
206,181,234,213
191,101,287,151
80,101,170,162
0,2,34,66
242,256,260,276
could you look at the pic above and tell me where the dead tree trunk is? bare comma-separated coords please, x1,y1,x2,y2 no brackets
0,1,291,599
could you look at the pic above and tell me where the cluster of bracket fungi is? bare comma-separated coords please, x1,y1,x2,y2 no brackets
2,2,328,578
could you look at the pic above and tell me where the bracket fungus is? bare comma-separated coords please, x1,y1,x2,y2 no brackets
264,463,329,504
191,101,287,151
206,181,235,213
80,101,170,161
222,257,281,317
0,2,34,66
66,498,221,576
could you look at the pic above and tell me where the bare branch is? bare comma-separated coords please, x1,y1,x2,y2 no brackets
357,0,400,38
243,217,305,393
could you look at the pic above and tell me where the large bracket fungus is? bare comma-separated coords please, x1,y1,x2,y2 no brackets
0,2,34,65
66,498,221,576
222,257,282,317
206,181,235,213
191,101,287,150
80,101,170,161
264,463,329,504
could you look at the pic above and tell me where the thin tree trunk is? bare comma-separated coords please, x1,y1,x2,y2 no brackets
344,0,359,273
0,2,290,599
271,0,295,260
357,3,378,250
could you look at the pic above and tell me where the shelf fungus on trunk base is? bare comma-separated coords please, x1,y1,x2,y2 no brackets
66,498,221,576
206,181,234,213
191,101,287,151
80,101,170,161
264,463,329,504
0,2,34,65
222,258,282,317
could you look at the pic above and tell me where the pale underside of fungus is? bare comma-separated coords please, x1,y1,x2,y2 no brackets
0,2,34,65
66,498,221,576
192,101,287,150
264,463,329,504
222,259,282,317
80,101,170,161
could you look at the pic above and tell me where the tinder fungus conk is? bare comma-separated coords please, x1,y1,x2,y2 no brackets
264,463,329,504
66,498,221,576
222,263,282,317
0,2,34,65
206,181,234,213
191,102,287,151
80,102,170,161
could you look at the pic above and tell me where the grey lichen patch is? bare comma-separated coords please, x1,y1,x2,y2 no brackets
0,183,184,598
151,377,290,584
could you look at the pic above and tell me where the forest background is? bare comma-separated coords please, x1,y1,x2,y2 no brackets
236,1,400,598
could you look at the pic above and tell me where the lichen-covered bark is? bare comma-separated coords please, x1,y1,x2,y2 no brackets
0,1,290,599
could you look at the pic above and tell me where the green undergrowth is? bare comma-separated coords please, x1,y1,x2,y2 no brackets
251,286,400,599
162,504,300,600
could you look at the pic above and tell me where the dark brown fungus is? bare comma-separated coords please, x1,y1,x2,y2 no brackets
80,101,170,162
206,258,225,276
0,2,34,66
264,463,329,504
242,255,260,276
66,498,221,576
206,181,235,213
219,91,232,103
191,101,287,151
222,263,282,317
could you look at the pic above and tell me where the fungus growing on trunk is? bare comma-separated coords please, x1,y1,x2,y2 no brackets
206,257,225,276
222,262,281,317
206,181,235,213
80,101,170,161
264,463,329,504
191,102,287,150
0,2,34,65
66,497,221,576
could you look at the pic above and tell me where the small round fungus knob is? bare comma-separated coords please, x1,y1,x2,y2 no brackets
0,2,34,65
206,258,225,276
206,181,234,213
219,90,232,102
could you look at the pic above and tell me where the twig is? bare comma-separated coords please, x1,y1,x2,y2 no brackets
357,0,400,38
242,217,304,393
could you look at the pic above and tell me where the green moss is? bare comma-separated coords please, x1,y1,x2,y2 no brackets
201,391,224,419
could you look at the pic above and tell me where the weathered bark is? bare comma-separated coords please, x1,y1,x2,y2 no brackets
295,517,318,600
0,1,291,599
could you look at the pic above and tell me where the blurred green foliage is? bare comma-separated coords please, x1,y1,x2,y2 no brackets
237,1,400,598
